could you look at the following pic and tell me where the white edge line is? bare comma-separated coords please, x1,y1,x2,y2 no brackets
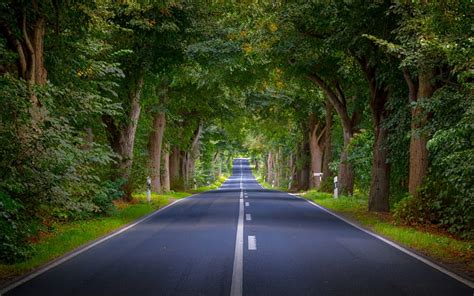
0,195,194,295
289,194,474,289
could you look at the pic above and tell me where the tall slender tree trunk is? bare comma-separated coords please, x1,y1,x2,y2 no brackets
266,151,273,184
339,126,354,195
169,145,180,189
369,118,390,212
162,144,170,192
406,70,436,197
148,112,166,193
309,113,324,189
186,124,203,188
322,101,333,185
299,133,311,191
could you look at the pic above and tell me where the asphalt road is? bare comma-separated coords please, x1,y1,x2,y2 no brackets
3,159,472,295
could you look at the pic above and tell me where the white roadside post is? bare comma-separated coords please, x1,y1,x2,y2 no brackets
333,176,338,199
288,176,293,190
313,172,323,184
146,176,151,203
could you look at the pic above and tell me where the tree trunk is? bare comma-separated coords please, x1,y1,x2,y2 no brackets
322,101,333,183
299,135,311,191
266,151,273,184
407,70,435,197
308,113,324,189
368,120,390,212
169,145,180,188
359,57,391,212
162,144,170,192
307,74,358,195
108,76,144,201
1,12,47,122
186,124,203,188
148,112,166,193
180,150,187,189
339,127,355,195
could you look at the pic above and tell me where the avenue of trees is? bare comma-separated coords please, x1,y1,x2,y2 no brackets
0,0,472,263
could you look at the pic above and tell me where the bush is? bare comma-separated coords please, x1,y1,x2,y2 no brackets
0,191,33,263
394,194,439,227
347,129,374,193
92,179,125,215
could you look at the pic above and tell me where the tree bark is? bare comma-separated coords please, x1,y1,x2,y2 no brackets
322,101,333,184
185,123,203,187
357,57,391,212
369,122,390,211
104,76,144,201
308,113,325,189
148,111,166,193
266,151,273,184
405,70,436,197
307,74,359,195
169,145,180,188
297,132,311,191
339,127,355,195
162,144,171,192
1,11,47,122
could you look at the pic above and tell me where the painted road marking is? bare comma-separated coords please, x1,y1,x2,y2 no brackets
230,188,244,295
245,202,249,207
287,193,474,289
246,214,252,221
248,236,257,250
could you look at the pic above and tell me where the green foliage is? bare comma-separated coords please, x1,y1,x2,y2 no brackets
424,91,473,238
0,74,117,262
347,129,374,193
0,191,33,263
92,179,125,216
394,87,473,238
394,194,437,226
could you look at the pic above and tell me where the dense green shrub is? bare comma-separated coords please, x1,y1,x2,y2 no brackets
0,191,33,263
0,76,119,262
347,129,374,193
394,194,439,226
395,89,473,239
92,179,125,215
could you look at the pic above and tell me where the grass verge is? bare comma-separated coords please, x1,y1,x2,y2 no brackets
189,174,230,193
252,169,287,190
302,190,474,280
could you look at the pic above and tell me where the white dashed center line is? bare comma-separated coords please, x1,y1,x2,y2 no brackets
248,236,257,250
245,202,249,207
246,214,252,221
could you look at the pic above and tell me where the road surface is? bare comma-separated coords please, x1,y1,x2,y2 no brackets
3,159,472,295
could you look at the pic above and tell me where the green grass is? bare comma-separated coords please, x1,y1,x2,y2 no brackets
252,169,286,190
189,174,229,193
0,191,191,286
302,189,474,275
